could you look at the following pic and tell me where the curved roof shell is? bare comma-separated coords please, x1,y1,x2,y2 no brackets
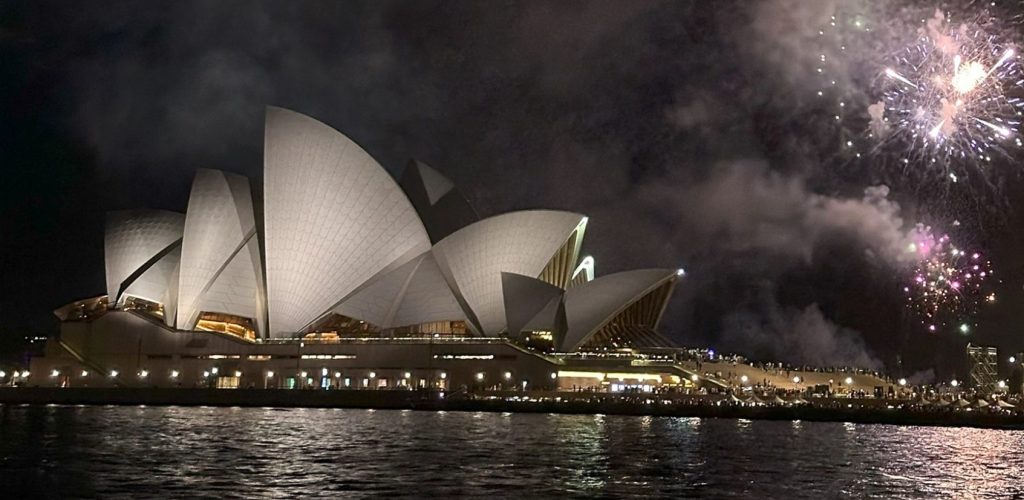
399,160,479,243
262,107,431,336
194,238,265,332
331,250,465,329
501,272,564,336
569,256,595,287
432,210,585,334
175,169,264,333
389,252,466,328
122,245,182,328
104,209,185,307
561,269,679,351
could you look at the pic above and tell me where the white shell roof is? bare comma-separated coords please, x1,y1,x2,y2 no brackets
331,253,422,328
561,268,678,351
501,272,564,335
263,107,431,336
390,251,466,328
331,251,465,328
194,237,264,330
432,210,585,334
121,245,181,324
416,162,455,205
176,169,263,331
104,209,185,305
570,256,595,285
399,160,480,244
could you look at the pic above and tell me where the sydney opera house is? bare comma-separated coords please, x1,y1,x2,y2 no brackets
25,107,703,392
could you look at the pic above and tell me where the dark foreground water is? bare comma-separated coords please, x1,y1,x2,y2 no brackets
0,405,1021,498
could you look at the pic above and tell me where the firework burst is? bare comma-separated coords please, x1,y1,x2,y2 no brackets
903,225,997,333
879,9,1024,175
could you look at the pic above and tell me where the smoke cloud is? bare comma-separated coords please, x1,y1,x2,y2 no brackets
11,0,1010,374
906,368,937,386
637,161,919,268
722,299,883,370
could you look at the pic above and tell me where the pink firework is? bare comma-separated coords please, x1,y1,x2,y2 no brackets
904,228,996,332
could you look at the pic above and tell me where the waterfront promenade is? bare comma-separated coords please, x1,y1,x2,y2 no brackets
2,387,1022,430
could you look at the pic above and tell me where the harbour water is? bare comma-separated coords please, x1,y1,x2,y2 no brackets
1,405,1021,498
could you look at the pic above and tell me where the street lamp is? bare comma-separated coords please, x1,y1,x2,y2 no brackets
234,371,242,378
844,377,853,385
740,375,749,384
691,374,699,382
1011,356,1017,364
170,370,179,379
81,370,89,377
139,370,148,379
793,376,802,384
368,371,376,379
476,372,485,381
211,367,219,375
998,380,1007,389
109,370,119,378
951,379,959,388
439,372,447,380
504,371,512,381
50,369,60,378
898,378,907,386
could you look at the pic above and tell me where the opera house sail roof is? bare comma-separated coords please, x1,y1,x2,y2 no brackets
90,106,683,351
263,106,433,336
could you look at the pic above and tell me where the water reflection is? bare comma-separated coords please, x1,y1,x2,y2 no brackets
0,405,1022,498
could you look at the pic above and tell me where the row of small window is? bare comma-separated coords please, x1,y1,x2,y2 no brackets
38,368,557,384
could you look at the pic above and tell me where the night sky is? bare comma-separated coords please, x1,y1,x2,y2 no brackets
3,1,1024,379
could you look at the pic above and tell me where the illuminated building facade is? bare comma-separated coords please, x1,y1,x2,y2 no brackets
28,107,696,392
967,343,999,394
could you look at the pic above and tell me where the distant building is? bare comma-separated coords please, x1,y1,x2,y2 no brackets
966,343,998,394
26,107,702,392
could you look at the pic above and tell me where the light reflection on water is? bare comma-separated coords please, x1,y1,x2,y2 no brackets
0,405,1021,498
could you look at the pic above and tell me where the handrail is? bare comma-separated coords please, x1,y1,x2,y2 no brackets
670,364,730,389
499,341,564,365
56,339,133,386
